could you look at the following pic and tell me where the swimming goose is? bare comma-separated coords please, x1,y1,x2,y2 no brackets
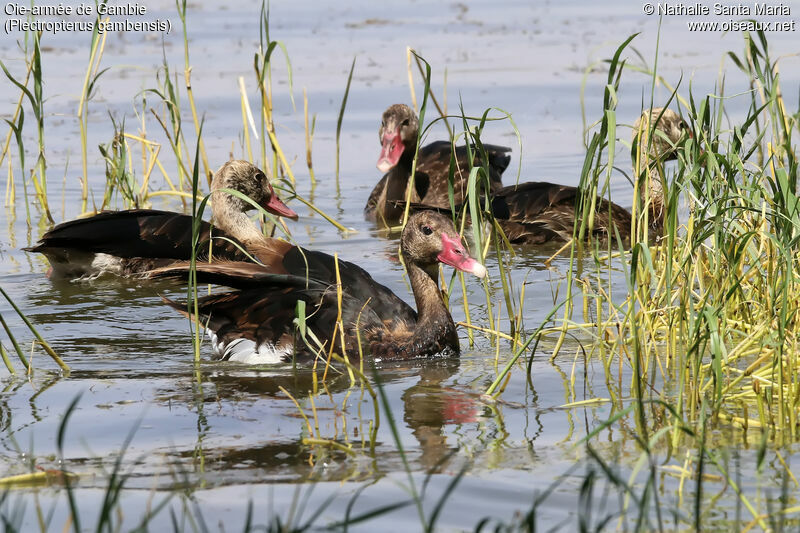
400,108,690,244
365,103,511,224
160,211,487,363
25,160,298,279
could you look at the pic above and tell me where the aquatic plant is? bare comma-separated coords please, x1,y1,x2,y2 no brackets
77,11,109,213
5,0,800,527
335,57,356,191
0,285,67,375
476,28,800,527
1,31,51,223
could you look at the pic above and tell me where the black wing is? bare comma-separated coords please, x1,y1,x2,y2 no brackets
25,209,251,262
416,141,510,202
154,246,418,326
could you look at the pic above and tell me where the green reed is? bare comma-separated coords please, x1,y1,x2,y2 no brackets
147,56,195,201
176,0,211,185
28,31,49,223
460,104,521,339
254,0,295,180
1,31,51,223
77,12,108,213
0,285,68,374
0,313,26,374
335,57,356,193
304,88,317,186
0,55,30,187
399,50,432,228
247,2,347,231
97,118,139,209
2,98,29,224
187,127,205,363
497,28,800,526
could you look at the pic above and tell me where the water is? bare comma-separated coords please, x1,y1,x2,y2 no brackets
1,0,800,529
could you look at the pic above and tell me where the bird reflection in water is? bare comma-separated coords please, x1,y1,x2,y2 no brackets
153,357,483,482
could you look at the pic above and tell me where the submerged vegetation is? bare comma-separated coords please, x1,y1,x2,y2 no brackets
1,0,800,529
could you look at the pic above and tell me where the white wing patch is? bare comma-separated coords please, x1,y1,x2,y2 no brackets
87,253,125,278
207,330,291,365
46,252,125,280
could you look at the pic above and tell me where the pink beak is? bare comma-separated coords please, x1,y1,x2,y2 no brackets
261,191,299,220
437,233,487,278
376,129,405,173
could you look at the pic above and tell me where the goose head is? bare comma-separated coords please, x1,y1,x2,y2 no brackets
632,108,691,163
211,160,298,221
401,211,487,279
377,104,420,173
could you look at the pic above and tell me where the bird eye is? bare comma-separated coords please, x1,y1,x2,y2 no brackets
421,225,433,235
679,121,686,130
401,118,410,127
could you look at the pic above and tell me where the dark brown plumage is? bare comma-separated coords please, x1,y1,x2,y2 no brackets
402,108,691,245
365,103,511,224
492,108,690,244
487,181,637,244
24,161,297,279
159,211,487,364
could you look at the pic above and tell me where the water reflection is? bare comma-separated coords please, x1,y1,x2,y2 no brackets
128,357,483,484
401,358,472,470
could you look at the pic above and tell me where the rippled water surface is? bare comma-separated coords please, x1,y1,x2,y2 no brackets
2,0,800,530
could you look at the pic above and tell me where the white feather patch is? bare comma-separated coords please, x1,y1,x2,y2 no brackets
88,253,125,277
207,330,290,365
47,252,124,280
